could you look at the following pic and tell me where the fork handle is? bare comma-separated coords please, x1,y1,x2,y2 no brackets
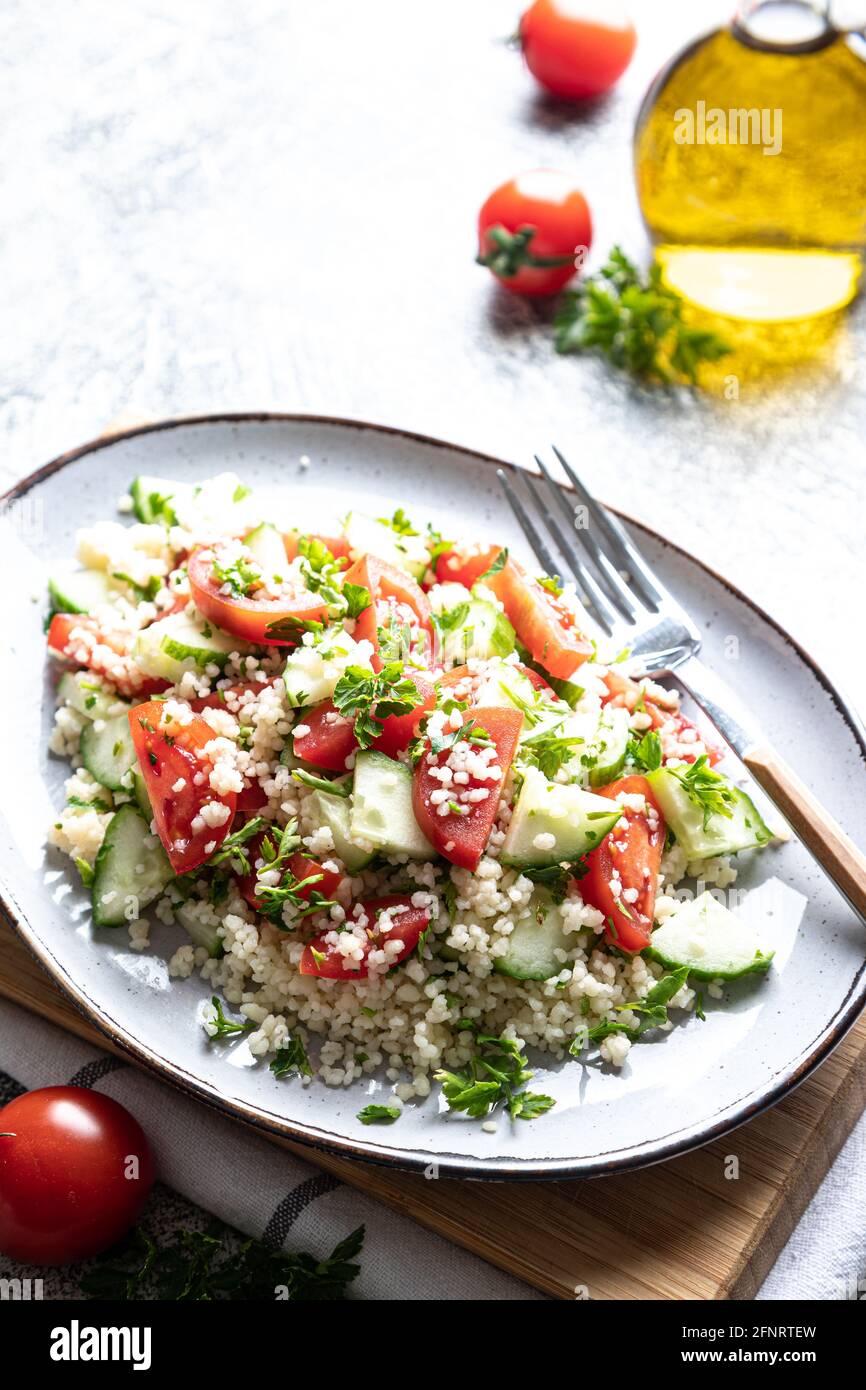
743,743,866,922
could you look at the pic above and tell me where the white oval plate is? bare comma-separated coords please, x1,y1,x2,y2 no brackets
1,414,864,1179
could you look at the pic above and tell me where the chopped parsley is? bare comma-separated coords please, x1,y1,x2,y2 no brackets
211,551,263,599
332,662,424,750
378,507,418,536
435,1031,555,1121
569,965,691,1054
477,547,508,581
79,1219,364,1301
206,996,254,1040
208,816,266,875
291,768,352,798
626,728,663,773
356,1104,401,1125
669,755,738,829
270,1036,313,1078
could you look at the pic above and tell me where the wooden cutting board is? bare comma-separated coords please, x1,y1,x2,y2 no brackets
2,918,865,1300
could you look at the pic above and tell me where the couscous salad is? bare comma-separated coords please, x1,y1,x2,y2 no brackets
45,472,778,1125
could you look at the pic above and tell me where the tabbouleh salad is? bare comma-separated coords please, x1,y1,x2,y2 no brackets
45,470,780,1127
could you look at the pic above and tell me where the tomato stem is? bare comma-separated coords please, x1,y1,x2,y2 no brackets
477,224,573,278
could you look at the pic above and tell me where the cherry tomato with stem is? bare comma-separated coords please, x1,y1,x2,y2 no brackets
477,170,592,297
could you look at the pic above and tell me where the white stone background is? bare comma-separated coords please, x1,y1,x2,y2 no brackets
1,0,865,1300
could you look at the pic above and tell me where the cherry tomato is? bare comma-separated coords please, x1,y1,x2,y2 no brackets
581,774,665,952
342,554,434,669
188,544,328,647
238,832,342,913
129,699,237,873
477,171,592,296
486,557,594,679
283,531,351,563
519,1,637,100
47,613,168,699
602,670,724,766
0,1087,154,1265
293,671,436,771
300,895,431,979
412,706,523,870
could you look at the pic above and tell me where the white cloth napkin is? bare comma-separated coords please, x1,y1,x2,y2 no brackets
1,993,862,1300
0,996,544,1300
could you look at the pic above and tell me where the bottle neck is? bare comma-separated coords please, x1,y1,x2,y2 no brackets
733,0,837,50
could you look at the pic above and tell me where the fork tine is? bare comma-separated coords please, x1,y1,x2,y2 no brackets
534,455,641,621
522,473,623,632
496,468,615,635
551,445,662,607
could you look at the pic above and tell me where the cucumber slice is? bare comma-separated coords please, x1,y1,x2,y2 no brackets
56,671,128,722
91,805,173,927
176,900,224,958
473,663,543,713
244,522,289,579
133,610,246,683
649,892,774,981
80,713,136,791
129,476,193,526
587,706,630,788
437,599,515,667
647,766,772,859
501,767,622,868
351,750,435,859
343,511,429,580
308,788,375,872
280,628,373,707
48,569,113,615
132,769,153,820
494,901,564,981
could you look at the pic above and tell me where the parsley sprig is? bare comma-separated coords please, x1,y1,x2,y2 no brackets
435,1032,554,1121
626,728,663,773
79,1220,364,1301
555,246,730,385
669,755,737,829
208,816,267,875
569,965,690,1053
270,1036,313,1078
332,662,424,750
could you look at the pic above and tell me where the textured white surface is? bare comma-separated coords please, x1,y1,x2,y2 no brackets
0,0,864,1300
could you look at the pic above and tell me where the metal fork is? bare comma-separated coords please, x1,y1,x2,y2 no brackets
498,448,866,925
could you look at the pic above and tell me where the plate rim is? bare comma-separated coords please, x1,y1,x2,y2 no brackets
2,410,865,1181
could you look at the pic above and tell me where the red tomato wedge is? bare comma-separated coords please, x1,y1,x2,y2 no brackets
283,532,351,563
342,554,433,669
300,894,431,979
602,670,724,766
412,706,523,870
439,661,552,703
189,678,276,714
238,832,342,913
128,700,237,873
581,775,666,954
486,558,594,680
434,543,502,588
292,702,356,772
293,672,436,770
187,544,328,647
47,613,168,699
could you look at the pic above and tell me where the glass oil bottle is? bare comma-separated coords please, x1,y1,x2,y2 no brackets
634,1,866,322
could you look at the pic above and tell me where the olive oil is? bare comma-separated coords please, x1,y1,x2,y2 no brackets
635,2,866,321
